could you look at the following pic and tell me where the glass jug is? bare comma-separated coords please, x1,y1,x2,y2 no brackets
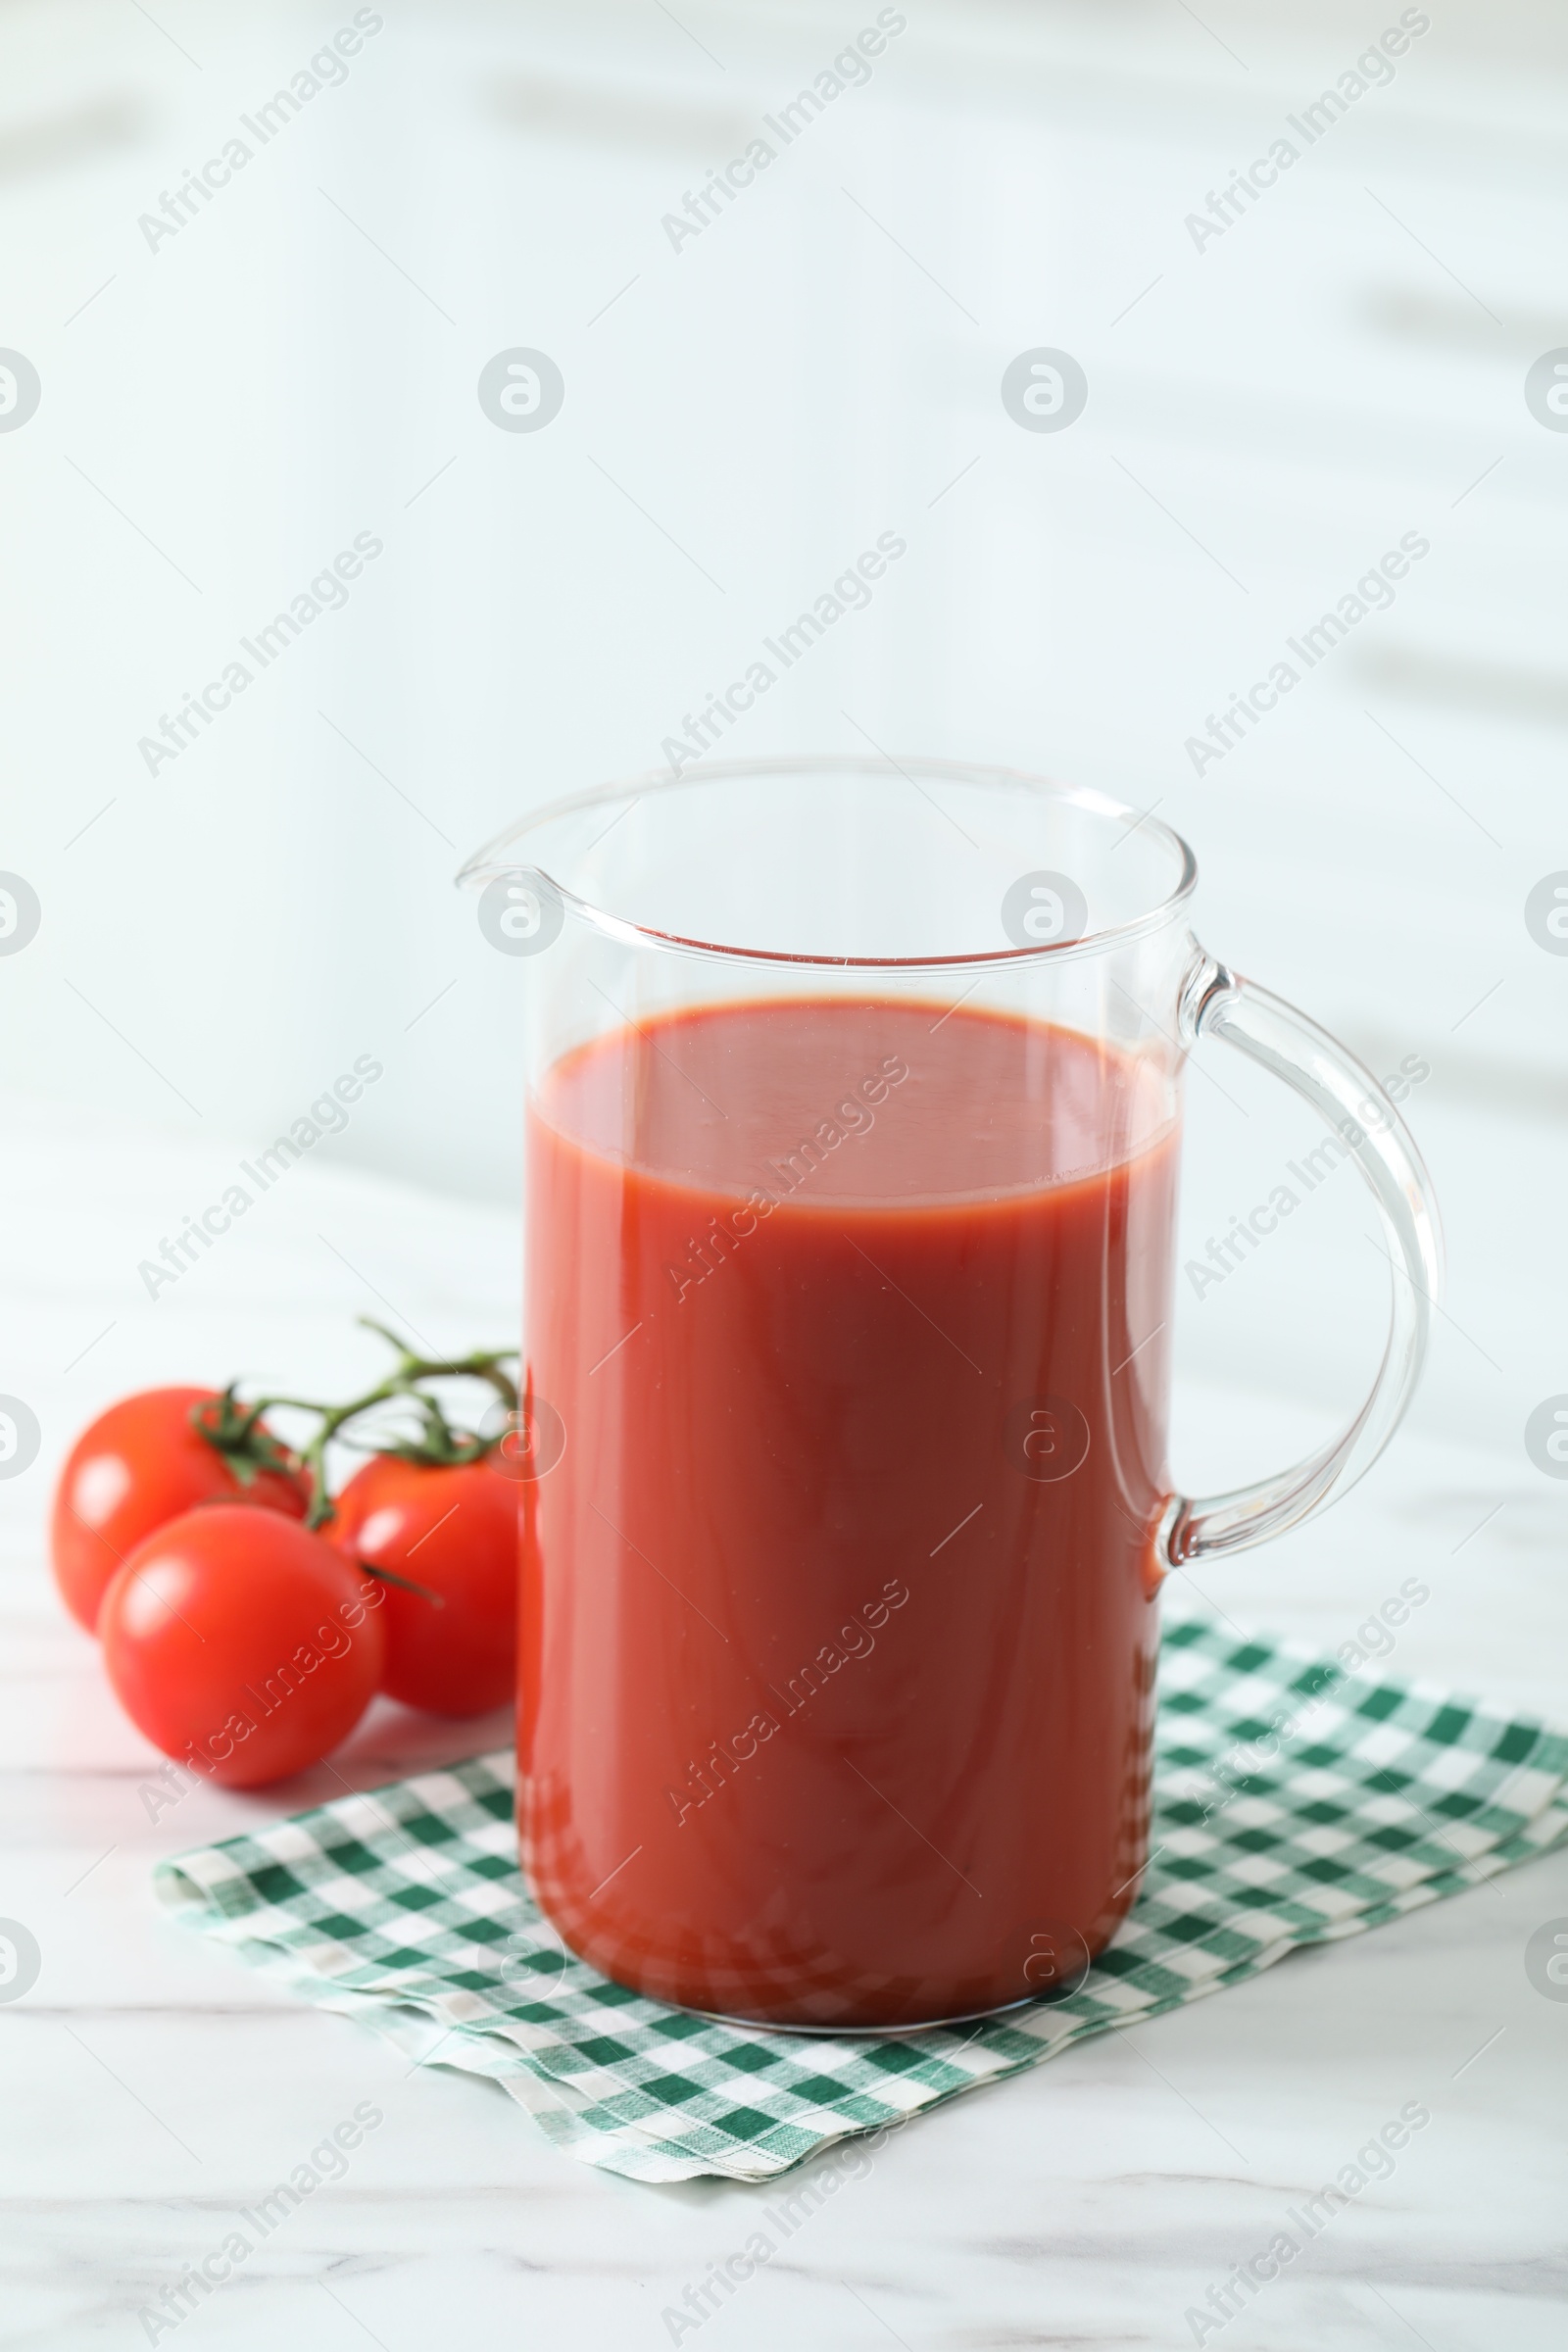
459,757,1441,2033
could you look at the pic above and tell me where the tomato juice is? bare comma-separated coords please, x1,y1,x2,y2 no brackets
520,996,1177,2028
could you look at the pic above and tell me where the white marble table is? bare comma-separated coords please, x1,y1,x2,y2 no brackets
3,1089,1565,2352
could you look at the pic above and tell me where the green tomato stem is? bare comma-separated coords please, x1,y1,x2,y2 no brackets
193,1319,521,1529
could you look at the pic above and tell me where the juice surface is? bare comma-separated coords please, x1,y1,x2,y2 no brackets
520,997,1177,2028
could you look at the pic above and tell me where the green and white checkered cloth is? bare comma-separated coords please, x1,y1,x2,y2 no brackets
153,1614,1568,2183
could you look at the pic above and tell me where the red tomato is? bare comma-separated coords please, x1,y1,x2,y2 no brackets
51,1386,309,1635
99,1505,384,1788
329,1455,517,1717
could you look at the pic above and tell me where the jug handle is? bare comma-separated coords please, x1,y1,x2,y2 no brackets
1159,952,1444,1567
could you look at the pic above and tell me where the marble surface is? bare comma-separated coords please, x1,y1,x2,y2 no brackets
3,1089,1566,2352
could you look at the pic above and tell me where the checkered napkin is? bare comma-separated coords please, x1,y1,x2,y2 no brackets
152,1616,1568,2183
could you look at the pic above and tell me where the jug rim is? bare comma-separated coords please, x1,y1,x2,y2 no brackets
455,754,1199,969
